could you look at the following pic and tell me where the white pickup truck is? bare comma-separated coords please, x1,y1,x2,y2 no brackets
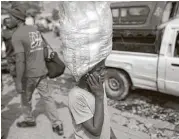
105,18,179,100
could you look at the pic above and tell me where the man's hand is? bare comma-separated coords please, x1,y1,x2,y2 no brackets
86,74,104,98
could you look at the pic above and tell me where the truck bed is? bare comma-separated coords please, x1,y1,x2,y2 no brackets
105,50,158,91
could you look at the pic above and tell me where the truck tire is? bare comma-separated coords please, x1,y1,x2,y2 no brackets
105,68,130,100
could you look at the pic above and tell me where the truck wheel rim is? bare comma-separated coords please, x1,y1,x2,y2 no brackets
108,77,122,91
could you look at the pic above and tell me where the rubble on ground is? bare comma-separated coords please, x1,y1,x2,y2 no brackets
108,90,179,139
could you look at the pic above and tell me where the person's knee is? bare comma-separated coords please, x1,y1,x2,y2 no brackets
39,91,53,102
41,94,53,101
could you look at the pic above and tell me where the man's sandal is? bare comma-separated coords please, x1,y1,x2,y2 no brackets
52,122,64,136
16,121,36,128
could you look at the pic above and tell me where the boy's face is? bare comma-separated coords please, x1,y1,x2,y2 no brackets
86,61,106,83
92,65,106,83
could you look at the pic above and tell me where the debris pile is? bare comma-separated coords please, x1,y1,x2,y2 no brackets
108,90,179,138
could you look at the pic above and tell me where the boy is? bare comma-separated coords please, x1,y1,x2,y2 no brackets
68,60,111,139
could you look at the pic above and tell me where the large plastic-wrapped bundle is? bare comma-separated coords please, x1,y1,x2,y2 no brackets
59,2,112,81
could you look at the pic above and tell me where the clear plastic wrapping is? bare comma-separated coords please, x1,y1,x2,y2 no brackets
59,2,112,81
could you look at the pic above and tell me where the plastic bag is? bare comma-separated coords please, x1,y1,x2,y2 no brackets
59,2,112,81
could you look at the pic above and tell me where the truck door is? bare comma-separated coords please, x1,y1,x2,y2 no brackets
165,29,179,96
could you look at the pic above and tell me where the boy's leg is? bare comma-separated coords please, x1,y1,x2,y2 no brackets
37,76,63,135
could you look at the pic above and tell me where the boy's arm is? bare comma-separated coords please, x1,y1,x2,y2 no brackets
82,95,104,136
69,75,105,137
82,74,104,136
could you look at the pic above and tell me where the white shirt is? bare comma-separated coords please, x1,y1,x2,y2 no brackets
68,85,110,139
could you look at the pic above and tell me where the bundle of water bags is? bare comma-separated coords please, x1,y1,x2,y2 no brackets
59,1,112,81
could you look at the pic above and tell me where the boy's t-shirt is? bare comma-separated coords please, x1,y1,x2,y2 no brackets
12,25,48,77
68,86,111,139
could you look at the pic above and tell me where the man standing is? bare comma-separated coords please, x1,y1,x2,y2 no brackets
8,6,63,135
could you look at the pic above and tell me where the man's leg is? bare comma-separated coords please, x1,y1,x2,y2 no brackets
37,76,63,135
17,77,37,127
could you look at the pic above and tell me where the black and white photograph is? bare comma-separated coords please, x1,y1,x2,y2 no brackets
1,1,179,139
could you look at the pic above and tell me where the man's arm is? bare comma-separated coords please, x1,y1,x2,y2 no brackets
15,52,25,93
12,35,25,93
83,74,104,136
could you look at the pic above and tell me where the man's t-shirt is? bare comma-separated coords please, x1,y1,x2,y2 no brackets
68,85,111,139
12,25,48,77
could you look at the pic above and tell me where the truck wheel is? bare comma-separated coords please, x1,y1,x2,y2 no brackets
105,69,130,100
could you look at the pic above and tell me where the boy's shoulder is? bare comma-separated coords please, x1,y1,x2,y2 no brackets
68,87,94,104
69,87,84,101
69,87,92,97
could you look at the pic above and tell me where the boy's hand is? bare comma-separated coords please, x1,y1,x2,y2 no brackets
86,74,104,98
